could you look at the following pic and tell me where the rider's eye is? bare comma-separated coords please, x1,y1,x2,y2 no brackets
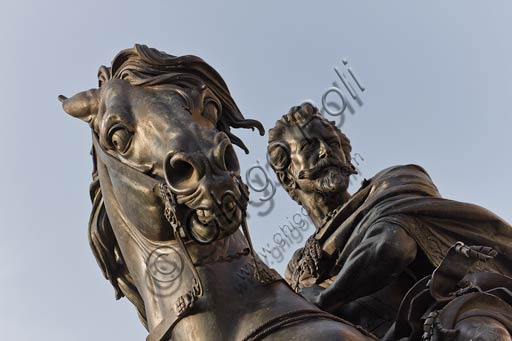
108,124,133,154
299,140,310,151
329,140,341,149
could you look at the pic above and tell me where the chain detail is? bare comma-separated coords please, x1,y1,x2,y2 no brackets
253,260,281,285
158,183,205,318
422,310,438,340
320,207,339,229
159,183,179,229
174,278,201,317
290,235,323,292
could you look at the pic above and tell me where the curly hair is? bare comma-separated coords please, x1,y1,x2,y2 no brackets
267,103,355,200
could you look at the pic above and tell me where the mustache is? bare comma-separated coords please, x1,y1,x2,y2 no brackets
298,158,354,180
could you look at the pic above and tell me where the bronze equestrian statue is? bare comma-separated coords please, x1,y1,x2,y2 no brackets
267,103,512,338
60,45,375,341
61,45,512,340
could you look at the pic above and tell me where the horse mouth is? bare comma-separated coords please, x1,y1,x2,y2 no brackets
187,203,243,243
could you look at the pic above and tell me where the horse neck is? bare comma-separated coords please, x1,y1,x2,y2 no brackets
108,209,252,331
95,155,266,333
108,208,316,341
142,230,288,341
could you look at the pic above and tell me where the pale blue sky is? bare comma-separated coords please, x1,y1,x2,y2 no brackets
1,1,510,340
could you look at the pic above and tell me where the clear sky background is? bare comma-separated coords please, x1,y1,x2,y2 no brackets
1,1,510,340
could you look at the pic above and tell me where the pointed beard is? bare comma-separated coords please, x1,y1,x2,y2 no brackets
313,168,348,193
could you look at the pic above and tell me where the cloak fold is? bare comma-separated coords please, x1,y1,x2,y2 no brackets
318,164,512,279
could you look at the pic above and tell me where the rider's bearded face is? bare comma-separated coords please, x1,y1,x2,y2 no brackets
286,119,351,195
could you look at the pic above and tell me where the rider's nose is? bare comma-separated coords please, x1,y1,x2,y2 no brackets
164,152,205,193
318,140,329,159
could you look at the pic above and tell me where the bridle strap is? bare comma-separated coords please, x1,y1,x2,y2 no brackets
158,183,204,297
92,133,161,191
147,313,185,341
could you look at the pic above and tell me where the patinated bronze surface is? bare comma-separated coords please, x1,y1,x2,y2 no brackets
267,103,512,338
383,242,512,340
61,45,512,341
60,45,376,341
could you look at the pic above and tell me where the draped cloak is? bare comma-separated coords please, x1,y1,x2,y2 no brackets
287,164,512,288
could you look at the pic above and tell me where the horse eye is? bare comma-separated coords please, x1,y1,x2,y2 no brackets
108,125,133,154
202,99,219,124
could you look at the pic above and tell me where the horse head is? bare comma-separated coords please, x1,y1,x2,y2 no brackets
60,44,264,328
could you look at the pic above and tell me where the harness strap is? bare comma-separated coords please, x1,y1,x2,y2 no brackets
147,311,190,341
241,309,376,341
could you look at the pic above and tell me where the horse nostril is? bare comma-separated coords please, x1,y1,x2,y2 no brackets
223,144,239,173
225,201,237,215
164,153,202,192
213,133,240,174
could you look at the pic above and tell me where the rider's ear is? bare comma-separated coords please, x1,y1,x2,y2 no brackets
58,88,99,125
278,171,301,203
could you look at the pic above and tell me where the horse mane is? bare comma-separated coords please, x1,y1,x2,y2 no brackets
88,44,264,328
100,44,264,153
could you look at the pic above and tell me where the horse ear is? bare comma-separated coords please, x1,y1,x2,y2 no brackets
58,88,99,124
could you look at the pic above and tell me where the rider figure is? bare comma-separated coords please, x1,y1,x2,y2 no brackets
267,103,512,336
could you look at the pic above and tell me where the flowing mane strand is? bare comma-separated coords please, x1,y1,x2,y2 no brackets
100,44,264,154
